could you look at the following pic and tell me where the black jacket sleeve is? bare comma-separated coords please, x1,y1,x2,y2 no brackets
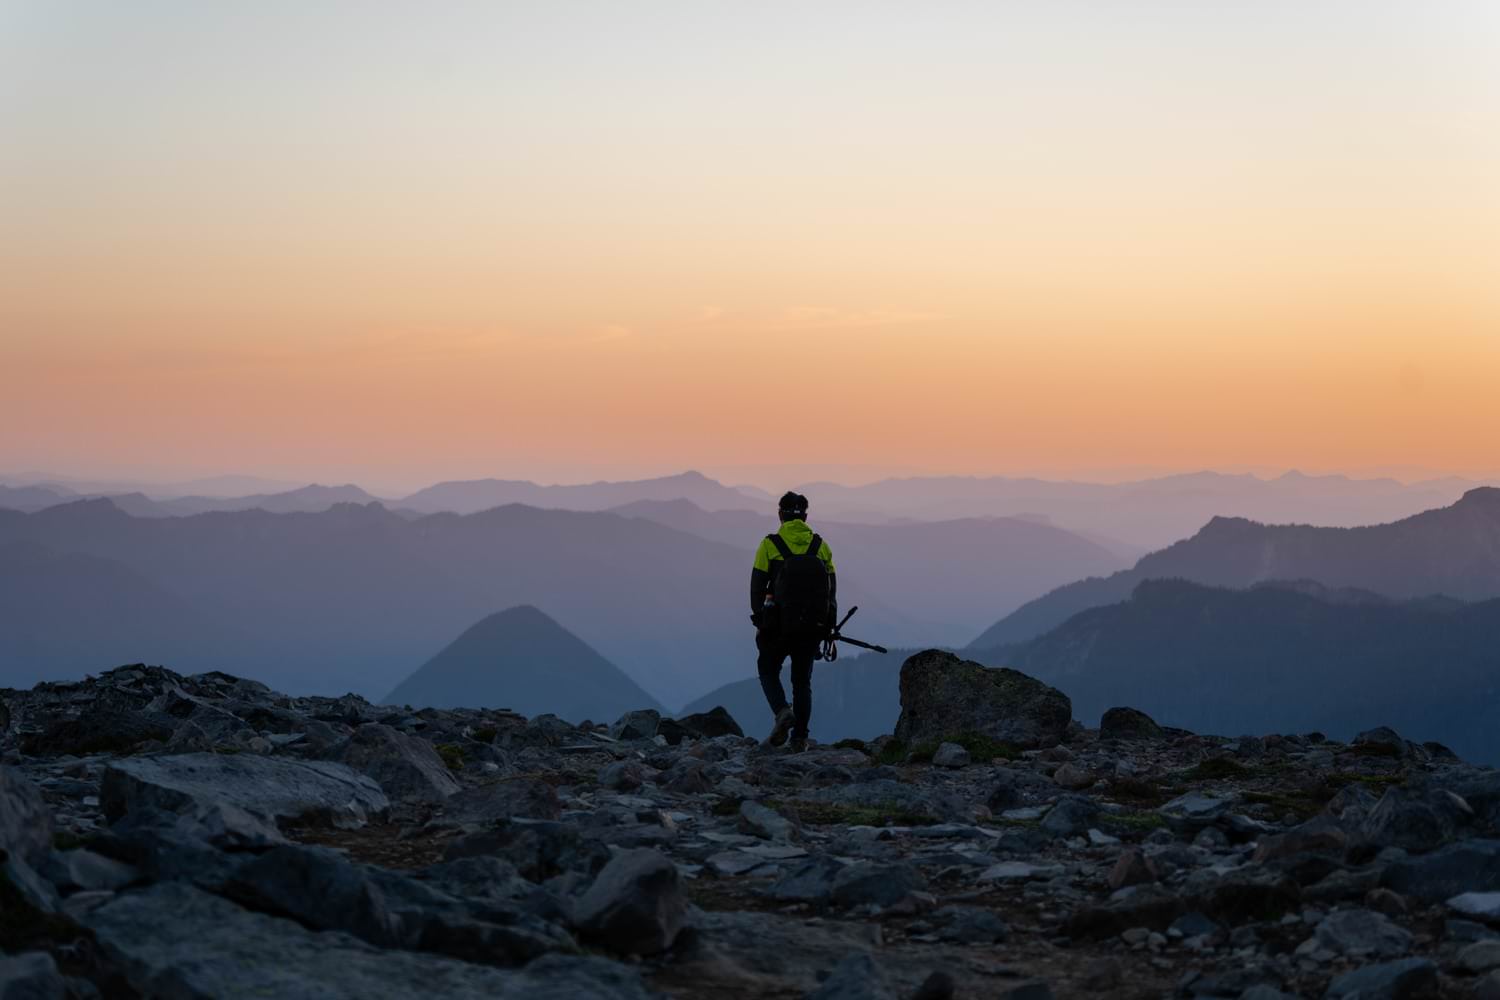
750,567,770,616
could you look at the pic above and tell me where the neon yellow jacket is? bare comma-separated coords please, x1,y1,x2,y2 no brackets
749,518,836,615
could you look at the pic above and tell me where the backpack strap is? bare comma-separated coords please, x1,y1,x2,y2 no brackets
766,533,793,560
807,535,823,563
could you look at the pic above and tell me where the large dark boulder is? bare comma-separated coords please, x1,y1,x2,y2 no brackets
1099,707,1165,742
100,752,389,829
321,724,459,804
0,766,53,868
658,707,744,746
893,651,1071,750
574,848,686,955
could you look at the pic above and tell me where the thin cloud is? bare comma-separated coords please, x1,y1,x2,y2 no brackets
762,306,946,332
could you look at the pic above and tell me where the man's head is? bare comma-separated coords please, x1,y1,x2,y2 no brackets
778,491,809,523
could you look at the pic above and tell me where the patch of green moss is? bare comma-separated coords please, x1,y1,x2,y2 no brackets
710,796,744,817
1240,790,1323,821
1098,810,1168,832
771,798,938,827
1347,742,1402,759
472,727,498,744
908,740,941,764
875,740,910,766
892,732,1023,766
435,743,465,771
1106,776,1170,807
1176,757,1251,781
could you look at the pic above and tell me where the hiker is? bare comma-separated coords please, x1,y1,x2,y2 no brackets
749,491,836,752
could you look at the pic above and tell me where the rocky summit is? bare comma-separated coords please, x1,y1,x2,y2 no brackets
3,661,1500,998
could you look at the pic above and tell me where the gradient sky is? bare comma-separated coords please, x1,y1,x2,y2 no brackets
3,1,1497,491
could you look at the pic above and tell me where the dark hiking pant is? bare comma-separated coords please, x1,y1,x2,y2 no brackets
756,628,818,741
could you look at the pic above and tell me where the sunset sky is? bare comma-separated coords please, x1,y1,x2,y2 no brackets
3,2,1497,492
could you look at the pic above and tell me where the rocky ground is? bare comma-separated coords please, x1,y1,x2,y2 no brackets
3,651,1500,999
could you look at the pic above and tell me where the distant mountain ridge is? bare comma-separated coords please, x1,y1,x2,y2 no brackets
969,487,1500,649
992,577,1500,763
608,498,1128,636
398,471,768,515
384,606,663,722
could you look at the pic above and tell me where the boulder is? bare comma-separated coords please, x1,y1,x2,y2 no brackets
1449,892,1500,924
100,753,389,829
574,849,686,955
84,882,652,999
0,952,66,1000
609,710,660,741
40,849,139,893
1322,957,1436,999
228,845,405,947
0,766,53,867
1382,840,1500,902
322,724,460,804
658,706,743,746
442,779,562,825
1313,908,1414,958
831,862,928,908
806,952,895,1000
1099,707,1165,742
739,800,797,843
931,743,971,768
892,651,1071,751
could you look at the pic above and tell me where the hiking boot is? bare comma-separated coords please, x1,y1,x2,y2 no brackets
763,707,794,748
788,736,808,753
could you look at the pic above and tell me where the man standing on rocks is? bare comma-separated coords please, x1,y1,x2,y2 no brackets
750,491,836,752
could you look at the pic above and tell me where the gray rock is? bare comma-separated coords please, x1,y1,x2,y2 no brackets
931,743,971,768
0,766,53,867
1322,957,1436,999
658,706,743,746
1099,707,1165,742
806,952,895,1000
767,856,845,904
609,710,660,741
1358,787,1462,853
322,724,460,804
101,752,389,829
0,952,66,1000
892,651,1072,751
228,844,405,946
930,904,1009,944
1159,791,1237,831
40,849,138,893
597,761,644,792
1382,839,1500,902
1457,940,1500,974
574,848,686,955
1478,971,1500,1000
831,861,928,908
739,800,797,843
1313,908,1413,958
4,855,60,914
1353,726,1409,758
174,801,289,849
84,882,652,999
1068,885,1187,939
1041,795,1099,837
443,818,607,881
443,779,562,825
1449,892,1500,923
419,856,532,907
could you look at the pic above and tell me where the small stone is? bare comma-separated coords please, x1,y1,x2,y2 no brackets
1052,763,1094,790
739,800,797,843
1324,958,1436,999
1451,892,1500,924
1458,940,1500,974
1314,908,1413,958
931,743,971,769
1107,849,1158,891
0,952,66,1000
574,848,686,955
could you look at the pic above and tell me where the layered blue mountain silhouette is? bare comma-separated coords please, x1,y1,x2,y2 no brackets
383,606,663,722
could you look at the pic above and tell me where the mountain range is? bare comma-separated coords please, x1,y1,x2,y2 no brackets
2,496,1097,704
383,606,663,722
970,486,1500,649
6,468,1496,551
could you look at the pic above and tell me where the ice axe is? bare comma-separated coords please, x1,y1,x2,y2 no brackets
820,606,888,660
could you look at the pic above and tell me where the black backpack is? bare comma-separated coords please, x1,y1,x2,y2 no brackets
767,533,829,634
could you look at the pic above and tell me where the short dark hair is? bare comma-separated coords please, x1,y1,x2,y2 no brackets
778,491,808,520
